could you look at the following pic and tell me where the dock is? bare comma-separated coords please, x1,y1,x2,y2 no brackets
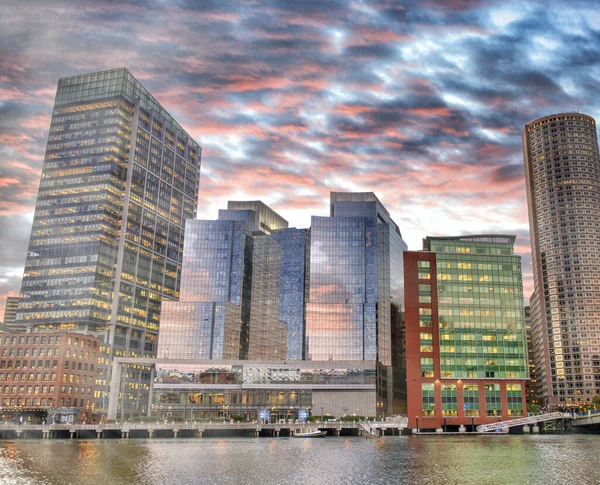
0,419,406,440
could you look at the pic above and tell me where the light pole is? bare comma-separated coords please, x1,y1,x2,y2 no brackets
321,406,324,424
416,416,419,434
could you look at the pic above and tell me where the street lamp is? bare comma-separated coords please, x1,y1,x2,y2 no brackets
416,416,419,433
321,406,324,424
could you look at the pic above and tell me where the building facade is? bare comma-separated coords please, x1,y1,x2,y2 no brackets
2,297,19,326
0,332,99,423
271,228,310,360
524,306,539,407
157,219,251,361
14,68,201,413
116,193,405,420
405,236,528,431
305,192,407,416
523,113,600,407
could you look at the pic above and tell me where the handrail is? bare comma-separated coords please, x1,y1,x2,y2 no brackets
476,413,571,432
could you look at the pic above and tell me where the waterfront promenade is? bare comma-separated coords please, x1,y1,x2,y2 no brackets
2,412,597,440
0,419,406,440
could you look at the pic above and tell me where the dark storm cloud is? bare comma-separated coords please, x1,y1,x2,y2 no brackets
491,164,525,184
344,43,398,59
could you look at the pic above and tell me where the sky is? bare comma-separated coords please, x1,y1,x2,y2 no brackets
1,0,600,319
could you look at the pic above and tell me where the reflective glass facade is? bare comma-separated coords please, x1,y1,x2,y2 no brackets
158,204,307,363
158,220,249,360
131,193,404,419
271,229,310,360
225,201,288,234
150,361,377,420
523,113,600,407
306,193,407,365
247,235,287,360
307,215,378,361
15,68,202,412
425,236,528,380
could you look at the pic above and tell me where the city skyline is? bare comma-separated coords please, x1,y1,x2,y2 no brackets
2,1,600,317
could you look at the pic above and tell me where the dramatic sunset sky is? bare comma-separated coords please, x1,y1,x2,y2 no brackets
1,0,600,318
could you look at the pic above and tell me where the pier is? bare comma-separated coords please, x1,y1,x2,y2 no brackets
0,419,406,440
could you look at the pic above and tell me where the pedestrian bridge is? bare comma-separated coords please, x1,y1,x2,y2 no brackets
476,413,571,433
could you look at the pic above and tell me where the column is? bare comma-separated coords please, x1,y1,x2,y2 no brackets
107,360,122,420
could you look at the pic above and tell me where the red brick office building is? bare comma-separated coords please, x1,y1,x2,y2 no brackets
0,333,99,422
404,236,528,431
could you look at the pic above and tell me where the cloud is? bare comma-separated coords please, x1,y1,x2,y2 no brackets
1,0,599,310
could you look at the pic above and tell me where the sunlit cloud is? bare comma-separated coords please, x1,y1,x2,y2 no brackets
1,0,600,316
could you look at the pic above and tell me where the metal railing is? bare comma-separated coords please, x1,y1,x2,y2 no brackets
476,413,571,433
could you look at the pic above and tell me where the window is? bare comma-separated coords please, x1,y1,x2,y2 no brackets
419,284,432,303
420,332,433,353
507,383,523,416
421,358,434,378
422,383,435,417
485,384,501,416
463,384,479,416
441,384,458,416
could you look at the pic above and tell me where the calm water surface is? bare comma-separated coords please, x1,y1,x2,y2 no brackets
1,435,599,485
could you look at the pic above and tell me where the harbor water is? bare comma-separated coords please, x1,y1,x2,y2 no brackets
1,435,599,484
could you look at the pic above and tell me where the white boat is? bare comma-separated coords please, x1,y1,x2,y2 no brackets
294,429,327,438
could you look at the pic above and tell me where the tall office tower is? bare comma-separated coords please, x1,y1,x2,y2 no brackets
157,202,291,362
157,219,250,360
306,192,406,363
404,236,528,431
15,68,202,412
220,202,308,360
271,228,310,360
306,192,407,415
113,193,401,420
2,297,20,326
246,235,288,360
523,113,600,407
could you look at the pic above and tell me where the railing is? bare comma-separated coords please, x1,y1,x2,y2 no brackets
476,413,571,433
358,420,377,436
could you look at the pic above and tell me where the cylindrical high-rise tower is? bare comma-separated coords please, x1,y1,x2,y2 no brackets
523,113,600,407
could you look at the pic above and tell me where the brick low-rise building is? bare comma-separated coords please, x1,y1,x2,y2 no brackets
0,333,99,422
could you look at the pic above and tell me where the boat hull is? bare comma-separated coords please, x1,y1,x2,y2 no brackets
294,430,327,438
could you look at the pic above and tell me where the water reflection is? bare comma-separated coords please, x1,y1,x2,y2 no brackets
1,436,599,484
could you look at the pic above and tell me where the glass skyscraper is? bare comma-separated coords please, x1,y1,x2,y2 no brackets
15,68,201,412
523,113,600,407
157,219,249,360
157,202,294,363
306,192,407,365
132,192,405,421
305,192,407,415
425,236,528,380
271,228,310,360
